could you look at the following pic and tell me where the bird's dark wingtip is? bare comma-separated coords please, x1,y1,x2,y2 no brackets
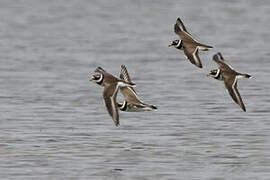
174,23,181,33
217,52,224,60
245,74,252,79
95,66,105,73
121,64,126,69
213,53,221,61
240,105,246,112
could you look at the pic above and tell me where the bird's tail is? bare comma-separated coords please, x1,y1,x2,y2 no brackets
143,104,157,111
197,43,213,51
243,74,252,79
150,105,157,110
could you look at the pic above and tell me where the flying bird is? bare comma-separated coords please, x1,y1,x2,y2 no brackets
118,65,157,112
208,52,251,111
90,67,135,126
169,17,213,68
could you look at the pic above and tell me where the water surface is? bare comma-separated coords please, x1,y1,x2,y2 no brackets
1,0,270,179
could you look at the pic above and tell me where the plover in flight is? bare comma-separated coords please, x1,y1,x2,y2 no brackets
169,17,213,68
90,67,135,126
118,65,157,112
208,52,251,112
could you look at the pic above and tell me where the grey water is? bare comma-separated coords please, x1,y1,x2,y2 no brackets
1,0,270,179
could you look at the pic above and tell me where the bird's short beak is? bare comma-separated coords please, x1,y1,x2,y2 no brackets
168,44,173,47
90,76,95,81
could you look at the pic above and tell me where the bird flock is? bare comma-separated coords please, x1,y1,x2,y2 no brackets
90,17,251,126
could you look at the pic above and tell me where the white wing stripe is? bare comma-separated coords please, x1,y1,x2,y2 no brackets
110,96,117,120
232,78,241,106
227,63,234,70
111,84,120,123
192,47,200,67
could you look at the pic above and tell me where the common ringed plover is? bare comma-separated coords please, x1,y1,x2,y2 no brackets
90,67,135,126
118,65,157,112
208,52,251,112
169,17,213,68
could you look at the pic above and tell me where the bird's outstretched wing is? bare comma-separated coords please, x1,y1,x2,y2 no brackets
103,84,120,126
224,76,246,112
